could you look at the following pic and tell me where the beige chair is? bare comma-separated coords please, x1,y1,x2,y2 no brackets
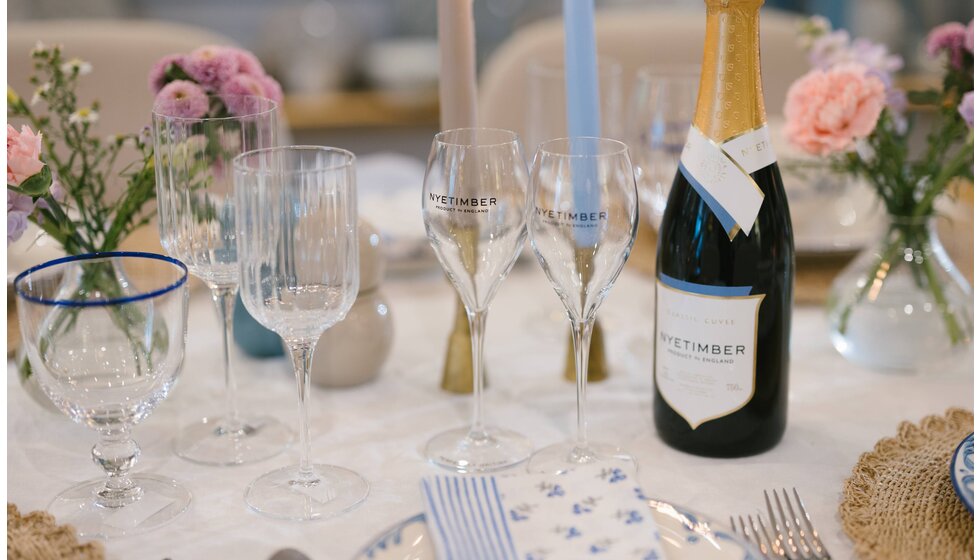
478,6,807,138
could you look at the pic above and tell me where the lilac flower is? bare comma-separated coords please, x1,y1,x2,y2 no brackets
7,191,35,245
926,22,968,69
219,74,267,115
810,30,903,84
184,46,239,91
154,80,210,119
148,53,185,94
959,92,974,129
226,47,265,77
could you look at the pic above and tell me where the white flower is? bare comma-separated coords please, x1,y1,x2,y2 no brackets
31,40,48,55
30,82,51,106
60,58,92,76
855,139,875,164
68,107,99,125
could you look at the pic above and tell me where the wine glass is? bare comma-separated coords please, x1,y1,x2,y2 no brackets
422,128,533,472
152,94,292,465
526,137,639,474
235,146,367,520
15,252,191,538
628,64,698,230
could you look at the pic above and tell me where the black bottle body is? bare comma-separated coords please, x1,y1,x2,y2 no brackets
654,162,794,457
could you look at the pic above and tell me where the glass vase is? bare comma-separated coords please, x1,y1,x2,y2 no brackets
827,215,973,370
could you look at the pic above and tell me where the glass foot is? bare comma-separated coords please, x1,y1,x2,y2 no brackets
175,415,292,466
526,441,636,475
425,426,533,473
244,464,369,521
47,474,191,539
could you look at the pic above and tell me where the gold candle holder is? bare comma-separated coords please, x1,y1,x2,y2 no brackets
441,297,477,393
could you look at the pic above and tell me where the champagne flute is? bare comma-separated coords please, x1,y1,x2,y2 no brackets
422,128,533,473
526,137,639,474
152,94,292,465
235,146,367,520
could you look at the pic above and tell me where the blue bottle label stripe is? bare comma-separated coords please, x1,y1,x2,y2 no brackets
659,273,752,297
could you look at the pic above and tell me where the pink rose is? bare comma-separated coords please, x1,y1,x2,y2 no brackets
783,63,887,156
7,124,45,186
966,20,974,54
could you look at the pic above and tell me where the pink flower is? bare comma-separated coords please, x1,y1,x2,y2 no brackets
154,80,210,119
183,45,239,91
7,124,45,186
257,74,283,104
966,20,974,54
783,63,887,156
959,92,974,129
219,74,267,115
148,53,186,94
226,47,265,77
926,22,968,69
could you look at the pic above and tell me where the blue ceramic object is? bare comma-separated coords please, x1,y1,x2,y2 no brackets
233,294,284,358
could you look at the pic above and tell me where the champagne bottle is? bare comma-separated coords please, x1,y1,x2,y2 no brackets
653,0,794,457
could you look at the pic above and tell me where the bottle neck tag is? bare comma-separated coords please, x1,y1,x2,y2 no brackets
678,124,774,240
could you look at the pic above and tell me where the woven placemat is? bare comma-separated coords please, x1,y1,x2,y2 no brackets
7,504,104,560
840,408,974,559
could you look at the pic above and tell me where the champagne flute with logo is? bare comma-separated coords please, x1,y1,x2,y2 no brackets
526,137,639,474
422,128,533,472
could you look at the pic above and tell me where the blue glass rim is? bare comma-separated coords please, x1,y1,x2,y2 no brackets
14,251,189,308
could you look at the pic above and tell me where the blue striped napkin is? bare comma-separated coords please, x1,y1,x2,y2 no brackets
420,465,665,560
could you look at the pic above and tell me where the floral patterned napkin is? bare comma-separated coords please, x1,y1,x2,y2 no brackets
420,465,665,560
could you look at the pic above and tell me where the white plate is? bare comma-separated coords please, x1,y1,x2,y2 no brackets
354,499,761,560
951,432,974,513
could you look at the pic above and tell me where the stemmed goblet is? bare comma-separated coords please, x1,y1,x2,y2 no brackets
526,137,639,474
235,146,368,520
15,252,191,538
152,94,291,465
422,128,533,473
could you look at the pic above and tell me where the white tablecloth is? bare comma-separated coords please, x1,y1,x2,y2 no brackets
7,262,974,559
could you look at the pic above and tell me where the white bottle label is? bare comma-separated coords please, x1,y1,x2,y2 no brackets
655,275,765,430
678,124,773,240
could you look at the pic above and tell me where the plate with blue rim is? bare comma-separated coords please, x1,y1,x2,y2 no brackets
951,432,974,513
354,499,762,560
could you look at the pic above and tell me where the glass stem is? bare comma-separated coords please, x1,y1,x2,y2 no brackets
92,426,142,508
210,285,241,432
467,309,488,438
571,319,594,451
287,337,319,482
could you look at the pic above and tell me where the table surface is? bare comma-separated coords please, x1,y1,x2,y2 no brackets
7,261,974,560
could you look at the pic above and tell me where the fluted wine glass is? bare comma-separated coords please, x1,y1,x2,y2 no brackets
15,252,190,538
422,128,533,472
526,137,639,474
235,146,367,520
152,94,291,465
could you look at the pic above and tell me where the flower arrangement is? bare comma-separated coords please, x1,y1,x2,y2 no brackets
7,43,156,252
149,45,283,119
785,17,974,355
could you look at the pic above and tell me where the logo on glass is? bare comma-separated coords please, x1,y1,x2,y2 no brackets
428,193,497,214
534,206,608,228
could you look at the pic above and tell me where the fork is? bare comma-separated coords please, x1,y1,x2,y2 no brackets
729,488,831,560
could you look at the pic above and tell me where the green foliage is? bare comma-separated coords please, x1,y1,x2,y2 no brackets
7,43,157,254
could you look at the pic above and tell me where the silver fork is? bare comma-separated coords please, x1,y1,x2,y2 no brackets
730,488,831,560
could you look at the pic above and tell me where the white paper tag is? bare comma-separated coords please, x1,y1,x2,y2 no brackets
678,125,768,239
721,125,776,175
655,276,765,430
